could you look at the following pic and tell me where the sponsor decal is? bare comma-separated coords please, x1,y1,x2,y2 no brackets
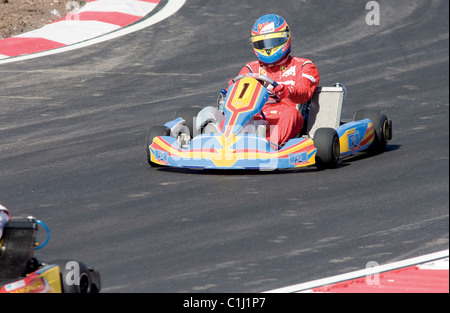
289,152,308,165
259,22,275,34
155,150,168,162
348,132,361,151
282,66,296,77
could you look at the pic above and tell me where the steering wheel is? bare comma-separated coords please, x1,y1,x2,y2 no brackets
231,73,280,120
233,73,279,89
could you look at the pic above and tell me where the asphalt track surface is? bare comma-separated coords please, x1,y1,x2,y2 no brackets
0,0,448,293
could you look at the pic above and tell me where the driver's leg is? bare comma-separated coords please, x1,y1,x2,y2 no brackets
263,103,303,145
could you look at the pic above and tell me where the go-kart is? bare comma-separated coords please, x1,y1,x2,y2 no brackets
0,216,100,293
146,73,392,170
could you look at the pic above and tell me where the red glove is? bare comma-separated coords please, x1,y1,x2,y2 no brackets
273,84,292,99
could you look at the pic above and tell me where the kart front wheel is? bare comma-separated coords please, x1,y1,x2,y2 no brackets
353,109,391,154
314,128,340,170
174,107,202,139
146,125,170,167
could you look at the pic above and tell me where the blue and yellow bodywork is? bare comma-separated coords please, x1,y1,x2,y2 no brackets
337,120,375,157
148,75,379,170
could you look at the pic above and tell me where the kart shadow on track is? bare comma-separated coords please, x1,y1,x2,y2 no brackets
338,143,401,165
154,166,319,175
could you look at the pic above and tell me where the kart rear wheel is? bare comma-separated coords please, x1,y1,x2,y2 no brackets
175,107,202,138
353,109,391,154
314,128,340,170
54,260,99,293
146,125,170,167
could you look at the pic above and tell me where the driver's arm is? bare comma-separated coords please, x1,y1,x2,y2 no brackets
289,62,320,104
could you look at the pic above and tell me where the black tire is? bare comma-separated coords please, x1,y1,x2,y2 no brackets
54,260,97,293
353,109,391,154
145,125,170,167
314,128,340,170
174,107,202,138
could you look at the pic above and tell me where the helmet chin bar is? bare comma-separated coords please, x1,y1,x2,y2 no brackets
257,51,291,67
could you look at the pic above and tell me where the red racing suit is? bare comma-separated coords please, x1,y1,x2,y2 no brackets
236,55,320,145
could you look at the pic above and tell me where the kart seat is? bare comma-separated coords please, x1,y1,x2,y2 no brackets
297,84,346,138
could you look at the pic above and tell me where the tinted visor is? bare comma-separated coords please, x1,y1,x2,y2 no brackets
251,32,289,50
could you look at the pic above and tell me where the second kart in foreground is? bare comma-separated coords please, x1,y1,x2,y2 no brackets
0,215,100,293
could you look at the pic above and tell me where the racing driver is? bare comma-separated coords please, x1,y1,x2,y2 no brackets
229,14,320,146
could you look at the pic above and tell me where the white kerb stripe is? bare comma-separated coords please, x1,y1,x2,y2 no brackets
77,0,158,16
15,21,120,45
0,0,186,65
265,249,449,293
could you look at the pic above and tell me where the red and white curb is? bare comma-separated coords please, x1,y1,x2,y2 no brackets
265,250,449,293
0,0,185,64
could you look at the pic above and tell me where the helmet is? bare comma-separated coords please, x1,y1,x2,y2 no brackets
250,14,291,65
